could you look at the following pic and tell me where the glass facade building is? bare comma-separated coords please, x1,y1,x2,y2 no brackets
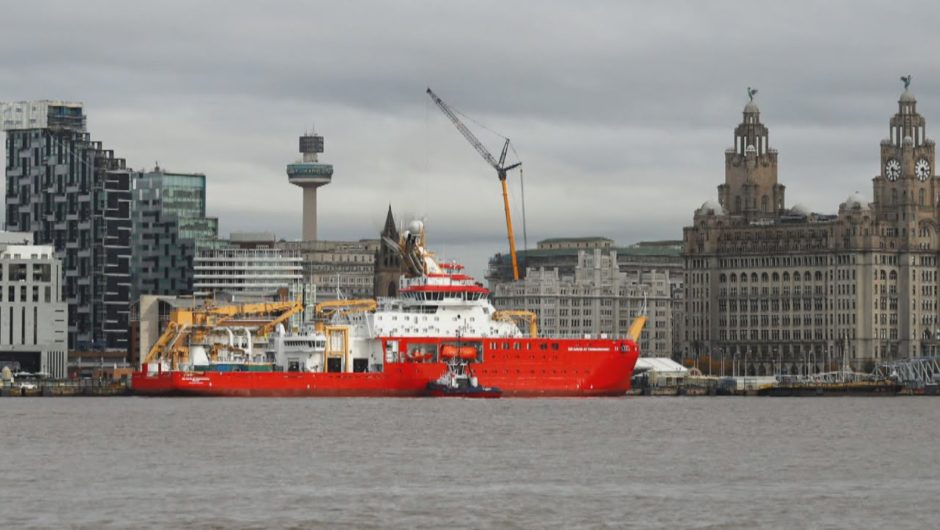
131,167,219,298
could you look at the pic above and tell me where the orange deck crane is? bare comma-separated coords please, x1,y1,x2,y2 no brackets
312,299,377,332
143,300,303,368
427,87,523,280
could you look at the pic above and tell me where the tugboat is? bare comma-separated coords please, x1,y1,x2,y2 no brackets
426,346,502,398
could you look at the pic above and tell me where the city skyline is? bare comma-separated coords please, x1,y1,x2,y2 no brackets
3,1,940,277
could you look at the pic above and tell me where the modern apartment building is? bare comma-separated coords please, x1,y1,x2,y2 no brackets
0,232,68,377
193,246,304,301
2,100,131,351
131,166,219,298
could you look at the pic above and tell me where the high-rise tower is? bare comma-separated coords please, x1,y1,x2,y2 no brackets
2,100,132,351
286,130,333,241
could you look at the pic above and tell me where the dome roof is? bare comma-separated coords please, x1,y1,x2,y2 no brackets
696,200,725,216
744,101,760,113
841,192,870,211
790,203,810,216
900,89,916,103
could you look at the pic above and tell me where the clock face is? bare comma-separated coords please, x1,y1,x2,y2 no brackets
885,159,901,181
916,158,931,181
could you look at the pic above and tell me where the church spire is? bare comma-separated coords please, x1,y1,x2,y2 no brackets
381,204,399,240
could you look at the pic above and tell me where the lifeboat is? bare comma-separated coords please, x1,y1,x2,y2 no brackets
439,345,478,361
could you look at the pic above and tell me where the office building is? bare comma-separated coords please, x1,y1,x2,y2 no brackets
131,166,219,298
491,248,680,356
0,232,68,377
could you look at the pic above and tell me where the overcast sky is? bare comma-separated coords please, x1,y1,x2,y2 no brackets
3,1,940,278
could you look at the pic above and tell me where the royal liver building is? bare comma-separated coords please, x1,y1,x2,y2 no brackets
684,79,938,374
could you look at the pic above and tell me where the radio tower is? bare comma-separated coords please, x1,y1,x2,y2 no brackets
286,128,333,241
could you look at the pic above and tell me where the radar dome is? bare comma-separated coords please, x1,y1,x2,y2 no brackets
408,220,424,234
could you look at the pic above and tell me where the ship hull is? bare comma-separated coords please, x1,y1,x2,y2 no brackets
132,337,639,397
132,364,447,397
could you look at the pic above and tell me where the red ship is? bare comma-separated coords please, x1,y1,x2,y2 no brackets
132,221,644,397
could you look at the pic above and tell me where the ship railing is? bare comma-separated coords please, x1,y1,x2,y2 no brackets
784,371,877,384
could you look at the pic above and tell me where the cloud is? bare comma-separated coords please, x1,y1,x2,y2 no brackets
3,0,940,277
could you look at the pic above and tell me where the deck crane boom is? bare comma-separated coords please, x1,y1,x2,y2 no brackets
426,87,523,280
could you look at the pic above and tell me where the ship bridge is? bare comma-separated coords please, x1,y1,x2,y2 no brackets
399,262,490,302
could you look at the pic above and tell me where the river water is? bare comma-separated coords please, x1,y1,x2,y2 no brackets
1,397,937,529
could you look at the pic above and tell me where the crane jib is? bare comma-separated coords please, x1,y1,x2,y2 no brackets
427,86,523,281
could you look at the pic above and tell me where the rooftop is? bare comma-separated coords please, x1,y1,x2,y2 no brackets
538,236,614,244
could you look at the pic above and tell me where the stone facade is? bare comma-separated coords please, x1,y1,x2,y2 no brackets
374,206,403,298
276,239,379,301
683,83,940,375
491,247,682,357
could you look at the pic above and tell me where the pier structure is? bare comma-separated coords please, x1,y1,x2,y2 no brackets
286,130,333,241
874,357,940,387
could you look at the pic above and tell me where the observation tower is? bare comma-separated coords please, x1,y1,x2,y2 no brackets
286,130,333,241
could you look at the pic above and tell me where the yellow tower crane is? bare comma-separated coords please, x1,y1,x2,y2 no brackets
427,87,524,280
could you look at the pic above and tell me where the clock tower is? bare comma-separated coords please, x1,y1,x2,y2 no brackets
873,76,937,224
718,88,785,220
